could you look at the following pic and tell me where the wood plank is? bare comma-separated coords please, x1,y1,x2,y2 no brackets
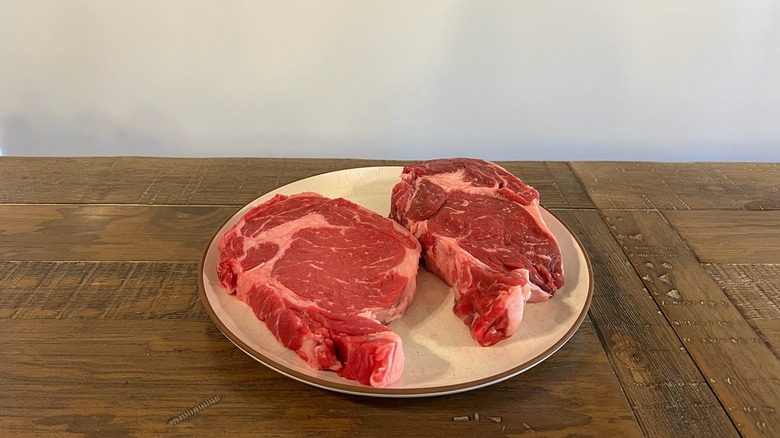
0,262,205,320
0,157,590,208
572,162,780,210
0,319,640,437
498,161,594,208
664,211,780,264
551,209,736,437
703,263,780,358
603,209,780,436
0,157,118,204
0,205,234,262
0,157,403,206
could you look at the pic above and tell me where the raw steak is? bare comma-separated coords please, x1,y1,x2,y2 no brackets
390,158,564,346
218,192,421,387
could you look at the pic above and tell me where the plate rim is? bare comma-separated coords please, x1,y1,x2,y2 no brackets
197,165,594,398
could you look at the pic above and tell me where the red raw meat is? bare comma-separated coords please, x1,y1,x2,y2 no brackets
390,158,564,346
218,192,421,387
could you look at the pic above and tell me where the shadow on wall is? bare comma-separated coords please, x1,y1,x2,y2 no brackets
3,108,779,161
1,110,183,156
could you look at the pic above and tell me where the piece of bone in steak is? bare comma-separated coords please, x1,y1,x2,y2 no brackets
390,158,564,346
218,192,421,387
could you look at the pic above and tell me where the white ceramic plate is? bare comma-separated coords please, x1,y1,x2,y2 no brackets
199,166,593,397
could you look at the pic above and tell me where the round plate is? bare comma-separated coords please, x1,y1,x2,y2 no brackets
198,166,593,397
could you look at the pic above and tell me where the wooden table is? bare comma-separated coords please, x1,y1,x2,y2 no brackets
1,158,778,437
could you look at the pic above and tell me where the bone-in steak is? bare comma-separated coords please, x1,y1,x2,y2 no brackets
390,158,564,346
218,192,421,387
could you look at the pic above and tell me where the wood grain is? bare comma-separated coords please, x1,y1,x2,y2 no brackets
0,157,405,206
552,209,737,437
704,263,780,358
603,209,780,436
498,161,594,208
664,211,780,264
0,205,234,262
0,318,640,437
572,161,780,210
0,157,589,208
10,157,778,437
0,262,204,320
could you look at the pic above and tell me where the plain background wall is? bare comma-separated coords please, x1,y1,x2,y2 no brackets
1,0,779,161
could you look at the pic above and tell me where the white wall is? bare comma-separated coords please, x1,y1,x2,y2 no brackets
1,1,779,161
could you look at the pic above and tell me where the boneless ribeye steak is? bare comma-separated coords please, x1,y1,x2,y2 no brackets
217,192,421,387
390,158,565,346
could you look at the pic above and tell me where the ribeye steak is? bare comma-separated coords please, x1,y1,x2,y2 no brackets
218,192,421,387
390,158,564,346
